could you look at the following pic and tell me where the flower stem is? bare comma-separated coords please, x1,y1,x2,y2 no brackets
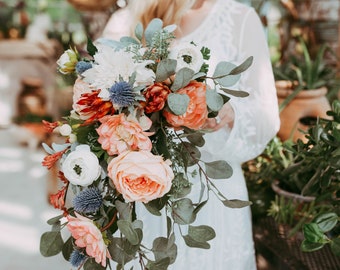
101,211,117,232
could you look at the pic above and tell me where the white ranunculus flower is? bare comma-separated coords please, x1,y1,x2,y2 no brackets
169,42,204,73
82,44,155,100
57,49,78,74
62,145,101,186
59,124,72,136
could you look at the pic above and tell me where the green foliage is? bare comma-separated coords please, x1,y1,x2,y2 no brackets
167,93,190,115
40,231,64,257
278,100,340,197
273,36,337,90
301,213,339,255
183,225,216,249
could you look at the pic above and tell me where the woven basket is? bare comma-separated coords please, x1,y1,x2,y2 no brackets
67,0,115,11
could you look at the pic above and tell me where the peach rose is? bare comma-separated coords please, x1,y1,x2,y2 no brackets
163,81,208,130
97,113,153,156
67,213,110,267
107,151,174,203
73,78,96,120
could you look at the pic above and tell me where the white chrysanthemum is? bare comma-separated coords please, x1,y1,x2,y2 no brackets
169,42,204,73
82,45,155,100
62,145,101,187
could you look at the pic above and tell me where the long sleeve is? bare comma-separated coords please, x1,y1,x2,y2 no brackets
200,7,280,164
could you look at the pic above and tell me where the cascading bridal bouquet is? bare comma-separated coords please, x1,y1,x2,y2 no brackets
40,18,253,270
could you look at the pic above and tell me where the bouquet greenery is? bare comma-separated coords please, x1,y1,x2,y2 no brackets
40,19,252,269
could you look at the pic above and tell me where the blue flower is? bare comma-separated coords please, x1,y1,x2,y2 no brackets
76,61,92,74
73,187,103,213
109,81,134,107
69,250,86,267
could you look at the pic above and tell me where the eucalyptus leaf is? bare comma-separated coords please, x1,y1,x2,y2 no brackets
84,258,106,270
134,22,143,41
155,59,177,82
167,93,190,115
206,89,224,112
187,225,216,242
171,68,195,91
205,160,233,179
152,236,177,264
192,72,207,80
108,237,134,264
181,141,201,167
193,200,208,215
213,62,241,87
40,231,64,257
167,217,172,238
229,56,253,75
186,133,205,147
163,24,177,33
220,88,249,98
115,200,132,221
117,220,140,245
222,199,252,208
47,214,64,225
62,237,74,261
132,220,143,230
120,36,139,45
172,198,196,225
144,197,167,216
145,18,163,46
146,257,171,270
183,235,210,249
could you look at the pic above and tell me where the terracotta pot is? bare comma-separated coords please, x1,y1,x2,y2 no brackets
276,80,331,142
271,180,315,240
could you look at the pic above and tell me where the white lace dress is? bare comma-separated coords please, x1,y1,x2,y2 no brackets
102,0,280,269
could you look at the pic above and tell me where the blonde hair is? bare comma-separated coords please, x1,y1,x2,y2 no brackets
129,0,195,30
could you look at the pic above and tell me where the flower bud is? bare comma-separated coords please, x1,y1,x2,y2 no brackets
57,49,78,74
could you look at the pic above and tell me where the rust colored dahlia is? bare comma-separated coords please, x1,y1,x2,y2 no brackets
143,82,171,114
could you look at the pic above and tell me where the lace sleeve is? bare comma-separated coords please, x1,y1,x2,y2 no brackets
220,8,280,163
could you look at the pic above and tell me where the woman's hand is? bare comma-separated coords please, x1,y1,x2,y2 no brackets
203,102,235,131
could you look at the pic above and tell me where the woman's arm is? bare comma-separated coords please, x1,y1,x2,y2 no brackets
216,8,280,163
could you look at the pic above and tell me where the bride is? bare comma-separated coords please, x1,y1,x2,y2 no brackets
102,0,280,269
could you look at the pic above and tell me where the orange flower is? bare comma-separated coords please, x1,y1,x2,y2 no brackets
42,120,59,133
142,82,171,114
163,81,208,130
49,172,69,213
42,149,67,170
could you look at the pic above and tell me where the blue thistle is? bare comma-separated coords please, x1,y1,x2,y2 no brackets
76,61,92,74
69,250,86,267
73,187,103,213
109,81,135,107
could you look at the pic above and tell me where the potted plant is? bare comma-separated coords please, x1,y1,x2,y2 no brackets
273,36,335,142
267,100,340,256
